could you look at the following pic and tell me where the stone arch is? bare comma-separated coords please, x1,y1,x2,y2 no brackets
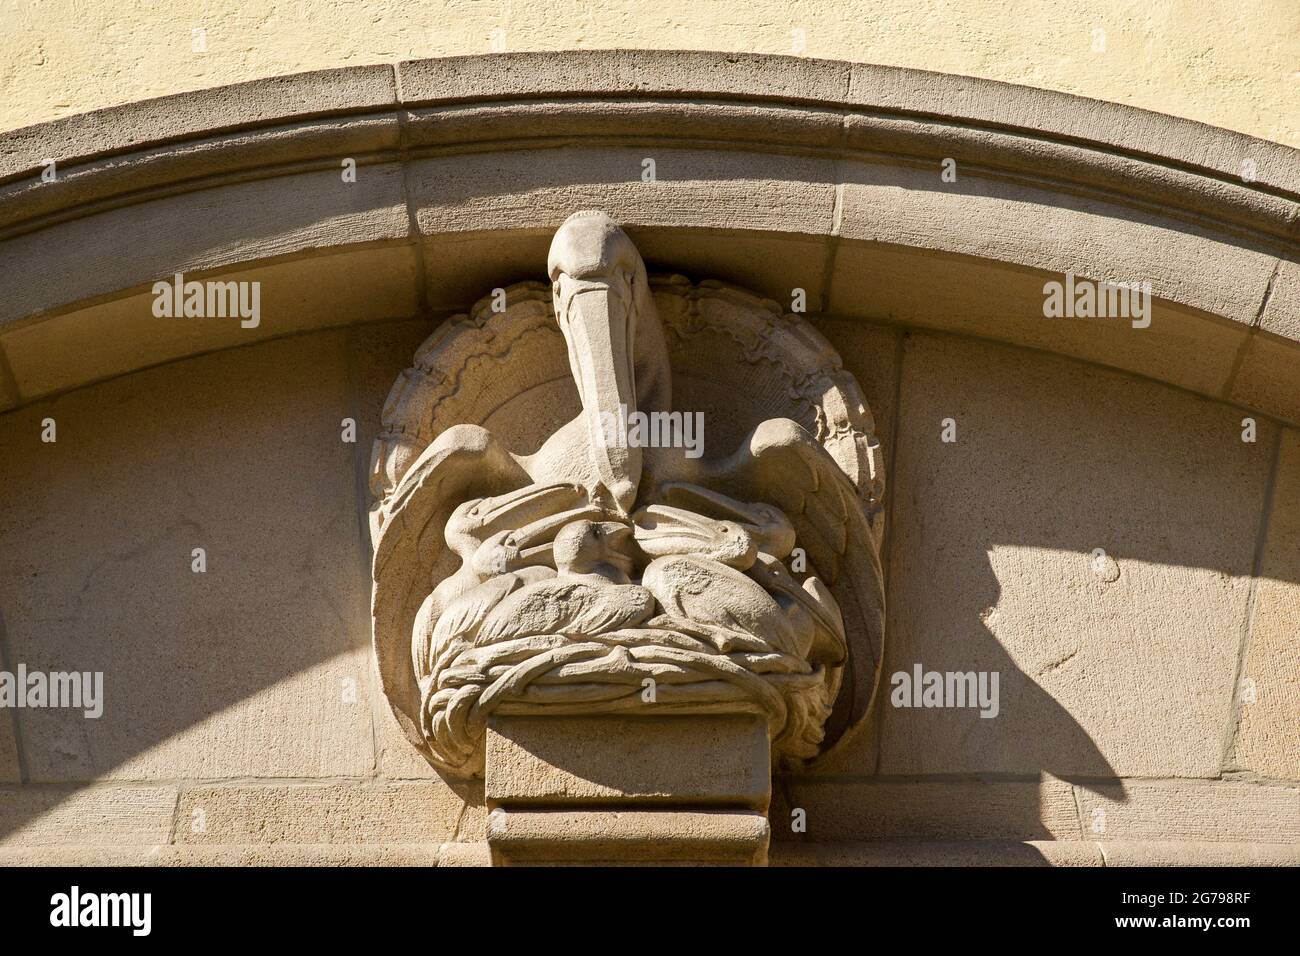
1,50,1295,424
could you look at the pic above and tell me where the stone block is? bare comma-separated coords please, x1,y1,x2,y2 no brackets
409,146,834,238
845,61,1300,198
770,839,1104,866
1099,841,1300,866
0,843,451,865
0,65,397,180
1,245,420,402
0,332,377,780
1076,781,1300,843
173,780,472,845
1229,429,1300,779
835,155,1276,328
785,778,1080,842
486,808,769,865
864,333,1272,778
397,50,849,106
0,785,176,846
486,714,771,809
1230,332,1300,426
0,164,409,327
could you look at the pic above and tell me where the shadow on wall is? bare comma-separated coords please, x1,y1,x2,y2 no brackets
0,305,1284,848
766,319,1283,845
0,321,458,846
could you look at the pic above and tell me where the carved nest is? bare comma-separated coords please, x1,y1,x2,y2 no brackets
422,616,835,778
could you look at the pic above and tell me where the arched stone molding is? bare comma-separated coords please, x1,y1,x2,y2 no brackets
1,50,1296,422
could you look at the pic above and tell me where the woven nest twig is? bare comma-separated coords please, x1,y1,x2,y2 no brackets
419,623,835,777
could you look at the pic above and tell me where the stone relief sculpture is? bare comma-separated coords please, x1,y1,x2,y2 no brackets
370,211,886,778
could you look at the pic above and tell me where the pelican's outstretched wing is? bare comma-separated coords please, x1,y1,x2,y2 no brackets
647,417,885,749
371,424,532,763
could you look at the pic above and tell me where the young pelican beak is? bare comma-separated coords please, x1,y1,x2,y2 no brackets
632,503,759,570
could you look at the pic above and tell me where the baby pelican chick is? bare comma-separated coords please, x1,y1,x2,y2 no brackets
472,519,653,646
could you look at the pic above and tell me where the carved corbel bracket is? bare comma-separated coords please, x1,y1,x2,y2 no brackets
369,211,886,863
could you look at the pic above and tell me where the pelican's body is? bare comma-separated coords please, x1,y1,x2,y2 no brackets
474,579,654,647
642,554,800,657
425,519,653,659
414,211,674,662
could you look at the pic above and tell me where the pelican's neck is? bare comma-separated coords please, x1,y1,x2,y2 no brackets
562,278,640,512
548,212,665,514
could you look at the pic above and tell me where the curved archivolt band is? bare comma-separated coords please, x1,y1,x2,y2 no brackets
370,271,886,776
1,52,1296,427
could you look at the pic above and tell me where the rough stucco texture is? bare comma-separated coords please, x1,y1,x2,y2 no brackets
0,0,1296,146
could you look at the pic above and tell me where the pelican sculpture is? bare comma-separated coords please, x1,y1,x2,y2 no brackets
371,210,885,777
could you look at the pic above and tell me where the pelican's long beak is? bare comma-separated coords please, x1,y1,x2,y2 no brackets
661,482,797,558
472,482,588,530
560,280,639,511
633,503,728,548
632,503,759,569
549,212,649,514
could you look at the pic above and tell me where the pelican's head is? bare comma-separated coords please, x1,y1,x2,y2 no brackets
631,503,759,570
458,483,606,578
446,483,591,558
658,483,797,560
547,211,669,515
549,211,646,293
552,519,636,584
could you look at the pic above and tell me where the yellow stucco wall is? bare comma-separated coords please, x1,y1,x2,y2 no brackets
1,0,1296,144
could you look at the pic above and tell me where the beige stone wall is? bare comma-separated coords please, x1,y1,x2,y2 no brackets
0,6,1295,862
779,321,1300,857
0,316,1295,861
2,0,1297,146
0,323,486,859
